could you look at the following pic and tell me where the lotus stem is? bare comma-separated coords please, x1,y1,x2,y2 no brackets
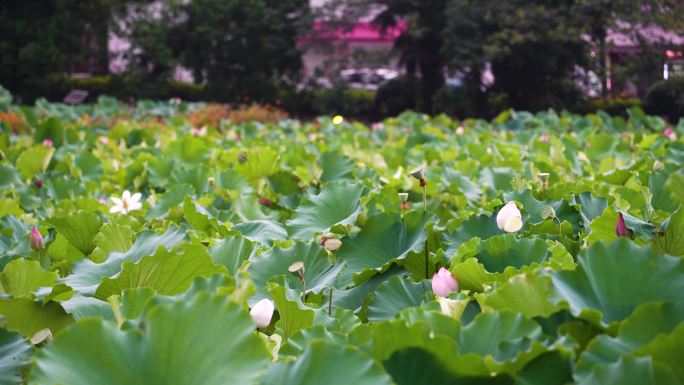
328,288,333,316
422,185,427,212
424,239,429,279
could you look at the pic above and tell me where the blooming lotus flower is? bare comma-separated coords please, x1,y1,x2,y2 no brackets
664,127,677,141
616,212,632,238
99,136,110,145
496,201,523,233
249,298,275,328
539,134,549,143
29,226,43,250
42,139,53,148
455,126,465,135
191,128,203,136
432,267,459,297
372,122,384,131
110,190,143,214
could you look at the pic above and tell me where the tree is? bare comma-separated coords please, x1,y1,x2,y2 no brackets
443,0,589,113
0,0,129,101
119,0,311,101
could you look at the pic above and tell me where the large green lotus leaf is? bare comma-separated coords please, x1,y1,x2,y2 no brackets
0,200,22,219
172,164,209,193
0,259,57,298
666,173,684,206
287,182,364,240
45,212,102,255
63,226,186,296
249,242,345,304
53,295,115,321
647,171,680,213
266,281,315,339
0,298,73,337
479,167,515,193
551,239,684,327
146,183,194,219
320,151,354,182
468,235,550,273
234,146,280,182
504,190,581,232
337,211,434,284
166,135,211,164
74,152,102,181
233,220,288,246
635,323,684,383
621,212,658,240
441,168,484,206
515,351,573,385
94,243,226,300
366,276,432,322
585,207,619,245
350,320,458,363
30,293,271,385
15,146,54,180
576,301,684,383
210,235,255,276
653,209,684,257
476,273,563,319
576,356,677,385
332,265,405,313
278,325,349,357
459,311,543,364
46,234,84,262
383,347,515,385
262,341,393,385
234,192,280,222
572,192,608,232
90,223,134,263
0,328,32,385
0,165,22,190
443,214,501,257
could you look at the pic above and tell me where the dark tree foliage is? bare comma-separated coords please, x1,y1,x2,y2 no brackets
0,0,116,99
121,0,310,101
443,0,589,113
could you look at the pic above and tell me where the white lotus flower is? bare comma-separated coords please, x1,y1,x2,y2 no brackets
109,190,143,215
250,298,275,328
496,201,523,233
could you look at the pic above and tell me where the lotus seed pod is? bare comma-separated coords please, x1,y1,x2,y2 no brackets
237,151,248,164
541,205,556,220
323,238,342,251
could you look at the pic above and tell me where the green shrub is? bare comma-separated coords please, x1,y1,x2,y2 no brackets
644,78,684,122
374,76,418,117
433,86,477,118
311,88,375,118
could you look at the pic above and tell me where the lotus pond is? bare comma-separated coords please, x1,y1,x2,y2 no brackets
1,98,684,385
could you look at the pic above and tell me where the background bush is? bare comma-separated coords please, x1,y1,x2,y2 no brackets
644,78,684,122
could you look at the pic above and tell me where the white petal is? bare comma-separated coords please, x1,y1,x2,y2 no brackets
109,205,124,214
130,192,142,204
127,202,142,211
110,197,123,206
122,190,131,201
496,201,521,230
503,216,523,233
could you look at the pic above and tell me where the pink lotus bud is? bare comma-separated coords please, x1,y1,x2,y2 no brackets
258,197,273,207
372,122,384,131
539,134,549,143
432,267,459,297
455,126,465,135
191,128,202,136
30,226,43,250
99,136,110,145
42,139,53,148
33,179,43,189
616,212,633,238
249,298,275,328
